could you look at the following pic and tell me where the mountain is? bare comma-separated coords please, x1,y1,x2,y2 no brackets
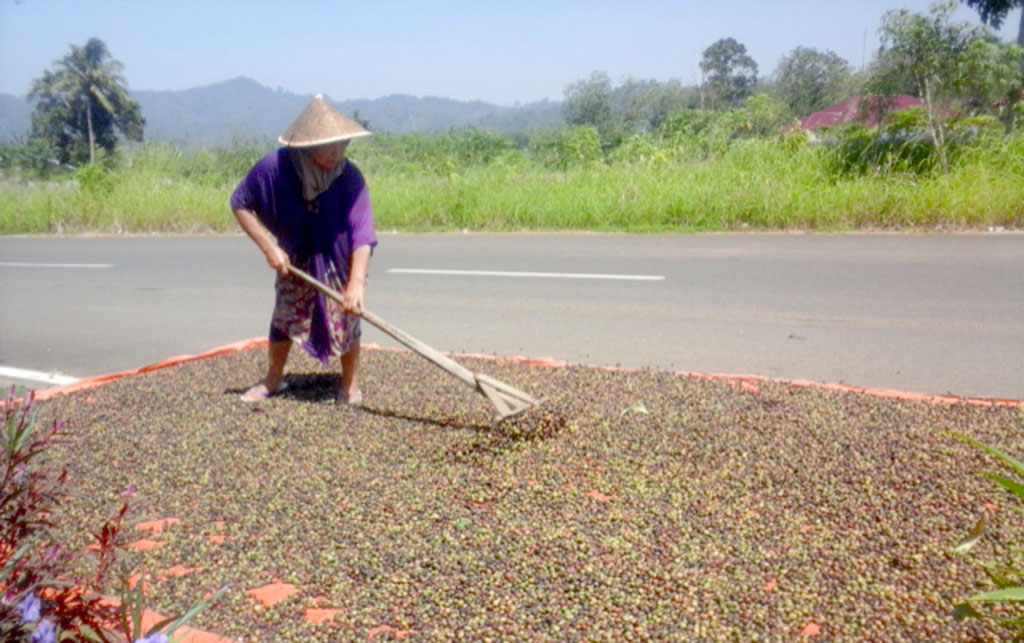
332,93,563,136
134,77,308,146
0,77,563,147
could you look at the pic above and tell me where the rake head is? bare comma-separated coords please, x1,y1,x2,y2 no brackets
474,372,541,422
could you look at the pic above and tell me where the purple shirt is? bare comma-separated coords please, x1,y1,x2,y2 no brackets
230,149,377,266
230,149,377,362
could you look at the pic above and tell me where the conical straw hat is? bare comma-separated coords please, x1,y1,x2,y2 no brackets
278,93,371,147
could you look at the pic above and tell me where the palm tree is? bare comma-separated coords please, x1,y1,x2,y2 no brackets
28,38,144,165
962,0,1024,47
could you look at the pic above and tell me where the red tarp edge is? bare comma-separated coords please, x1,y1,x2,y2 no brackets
27,338,1023,408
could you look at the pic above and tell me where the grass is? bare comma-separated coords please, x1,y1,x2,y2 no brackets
371,145,1024,232
2,132,1023,235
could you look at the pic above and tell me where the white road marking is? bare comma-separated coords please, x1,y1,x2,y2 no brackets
0,262,113,269
387,268,665,281
0,366,80,386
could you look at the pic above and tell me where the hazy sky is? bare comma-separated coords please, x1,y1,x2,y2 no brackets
0,1,1016,105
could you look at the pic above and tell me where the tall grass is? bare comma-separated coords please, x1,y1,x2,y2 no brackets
370,134,1024,232
0,142,268,234
1,130,1022,235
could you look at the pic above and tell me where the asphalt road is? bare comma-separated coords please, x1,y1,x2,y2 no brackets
1,233,1021,400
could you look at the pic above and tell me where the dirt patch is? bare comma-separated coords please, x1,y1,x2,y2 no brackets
36,347,1023,640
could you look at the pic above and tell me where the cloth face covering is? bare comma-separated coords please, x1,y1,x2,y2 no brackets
290,147,345,202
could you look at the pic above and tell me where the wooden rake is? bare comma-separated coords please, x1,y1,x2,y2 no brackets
288,266,541,421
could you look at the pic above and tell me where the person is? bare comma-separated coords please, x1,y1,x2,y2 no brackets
230,94,376,404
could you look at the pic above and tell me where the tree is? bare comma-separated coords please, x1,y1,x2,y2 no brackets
770,46,854,117
961,0,1024,46
563,71,618,143
699,38,759,109
28,38,144,165
870,1,988,166
615,78,697,132
956,38,1024,127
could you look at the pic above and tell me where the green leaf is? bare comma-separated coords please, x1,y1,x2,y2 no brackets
956,434,1024,477
953,516,986,554
89,85,115,114
74,624,105,642
130,578,144,638
144,616,174,636
953,601,983,620
982,563,1021,589
968,586,1024,602
165,586,227,637
982,473,1024,502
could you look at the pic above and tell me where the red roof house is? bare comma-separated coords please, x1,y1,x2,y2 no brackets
798,94,924,130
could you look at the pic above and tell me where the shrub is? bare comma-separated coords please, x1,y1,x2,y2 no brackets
73,163,115,196
821,109,1005,178
658,108,746,159
0,389,220,641
0,141,62,179
1,388,118,639
606,132,670,166
527,126,602,170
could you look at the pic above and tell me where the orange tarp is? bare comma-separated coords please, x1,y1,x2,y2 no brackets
29,338,269,402
14,336,1021,641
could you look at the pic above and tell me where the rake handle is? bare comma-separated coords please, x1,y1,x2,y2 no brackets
287,266,478,388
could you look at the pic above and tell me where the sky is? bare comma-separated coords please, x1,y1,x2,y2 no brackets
0,0,1018,106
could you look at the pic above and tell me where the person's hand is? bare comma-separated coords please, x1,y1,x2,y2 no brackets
265,245,290,275
341,281,365,315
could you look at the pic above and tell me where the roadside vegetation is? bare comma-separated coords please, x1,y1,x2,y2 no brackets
2,1,1024,233
3,1,1024,234
2,111,1022,235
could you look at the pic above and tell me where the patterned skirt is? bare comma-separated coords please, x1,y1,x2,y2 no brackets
269,268,361,357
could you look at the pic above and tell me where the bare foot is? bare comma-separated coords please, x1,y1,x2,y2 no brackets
240,381,288,402
336,388,363,406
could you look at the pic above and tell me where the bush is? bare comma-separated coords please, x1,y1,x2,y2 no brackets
736,93,793,138
821,109,1004,178
527,126,602,170
73,163,116,196
1,389,121,639
658,108,746,159
0,389,220,641
606,132,670,166
0,141,62,179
